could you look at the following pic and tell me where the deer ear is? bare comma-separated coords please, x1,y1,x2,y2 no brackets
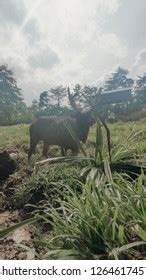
68,87,80,112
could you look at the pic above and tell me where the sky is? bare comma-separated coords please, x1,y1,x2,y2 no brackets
0,0,146,104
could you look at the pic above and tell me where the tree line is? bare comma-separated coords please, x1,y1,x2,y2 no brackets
0,64,146,125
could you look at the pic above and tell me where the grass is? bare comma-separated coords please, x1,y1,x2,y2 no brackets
86,119,146,157
6,164,82,211
109,120,146,154
0,124,29,148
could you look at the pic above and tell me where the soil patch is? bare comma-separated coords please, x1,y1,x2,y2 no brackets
0,211,36,260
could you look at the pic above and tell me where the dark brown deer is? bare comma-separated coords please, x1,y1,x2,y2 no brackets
28,87,94,160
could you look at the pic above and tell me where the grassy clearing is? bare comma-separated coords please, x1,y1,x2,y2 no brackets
110,120,146,154
0,124,29,148
0,118,146,155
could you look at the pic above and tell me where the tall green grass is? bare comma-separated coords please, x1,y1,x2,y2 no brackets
36,170,146,260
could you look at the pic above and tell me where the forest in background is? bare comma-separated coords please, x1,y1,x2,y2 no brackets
0,64,146,126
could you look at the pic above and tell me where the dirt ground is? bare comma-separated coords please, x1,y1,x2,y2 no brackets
0,210,36,260
0,148,42,260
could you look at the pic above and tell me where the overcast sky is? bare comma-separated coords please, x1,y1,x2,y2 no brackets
0,0,146,104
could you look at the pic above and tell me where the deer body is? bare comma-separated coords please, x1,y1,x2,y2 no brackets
28,88,93,160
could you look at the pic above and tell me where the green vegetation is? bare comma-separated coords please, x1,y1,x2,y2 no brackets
0,118,146,260
0,124,28,147
37,173,146,260
7,164,82,210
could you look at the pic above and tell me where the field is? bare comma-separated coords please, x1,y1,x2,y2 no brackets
0,119,146,260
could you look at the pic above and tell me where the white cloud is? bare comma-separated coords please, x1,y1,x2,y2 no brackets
0,0,26,24
28,43,60,69
131,49,146,77
98,33,127,58
133,49,146,66
2,0,146,104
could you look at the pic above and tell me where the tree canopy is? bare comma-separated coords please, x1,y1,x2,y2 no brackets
0,65,26,125
134,74,146,105
104,67,134,91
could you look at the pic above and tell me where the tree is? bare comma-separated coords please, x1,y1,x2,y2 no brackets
133,74,146,105
72,84,99,110
82,85,99,108
72,84,82,101
102,67,134,120
0,64,25,125
31,99,39,111
28,99,39,119
50,86,66,108
39,91,49,111
71,84,82,108
104,67,134,91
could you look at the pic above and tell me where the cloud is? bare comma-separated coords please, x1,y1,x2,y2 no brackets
0,0,26,25
0,0,41,44
30,0,124,86
98,33,127,58
103,0,146,50
28,44,60,69
131,49,146,77
1,0,145,104
23,19,41,44
133,49,146,66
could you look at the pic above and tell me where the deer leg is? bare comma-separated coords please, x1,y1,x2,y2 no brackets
28,138,39,160
61,147,67,156
72,149,78,156
42,141,50,158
